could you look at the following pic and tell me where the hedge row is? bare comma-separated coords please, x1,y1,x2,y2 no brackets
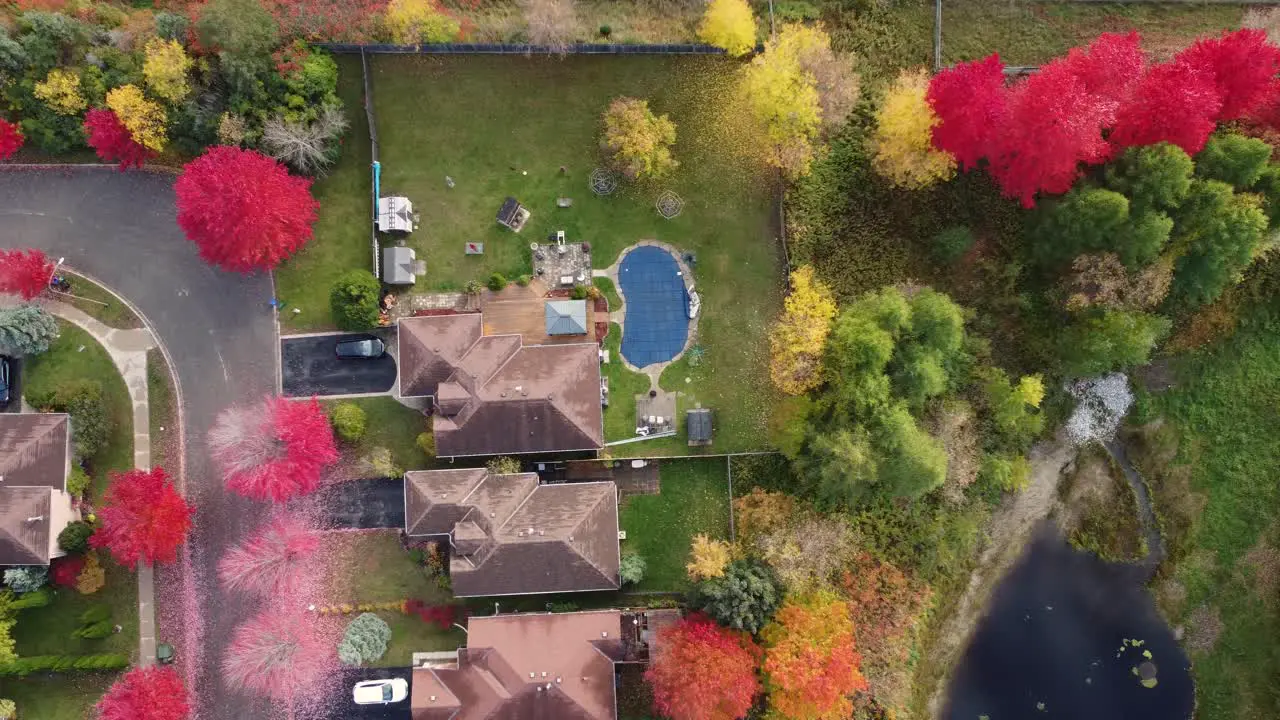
0,653,129,676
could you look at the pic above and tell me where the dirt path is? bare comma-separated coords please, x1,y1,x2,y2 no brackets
926,430,1079,718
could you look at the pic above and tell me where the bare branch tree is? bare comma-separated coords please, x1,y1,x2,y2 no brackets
521,0,578,55
260,105,349,177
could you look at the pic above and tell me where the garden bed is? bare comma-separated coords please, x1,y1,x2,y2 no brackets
321,396,436,480
618,458,732,592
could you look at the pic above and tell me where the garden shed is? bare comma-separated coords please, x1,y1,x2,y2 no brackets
496,196,530,232
376,196,416,233
686,407,713,446
382,246,418,285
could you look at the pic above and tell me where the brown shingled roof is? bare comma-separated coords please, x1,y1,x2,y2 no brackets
0,413,70,490
413,611,623,720
404,470,620,597
0,487,54,565
396,315,603,457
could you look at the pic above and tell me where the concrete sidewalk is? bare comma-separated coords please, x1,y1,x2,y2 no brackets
39,299,161,667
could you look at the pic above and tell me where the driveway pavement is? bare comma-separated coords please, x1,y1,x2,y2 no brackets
318,477,407,529
311,668,413,720
0,168,278,718
282,330,397,396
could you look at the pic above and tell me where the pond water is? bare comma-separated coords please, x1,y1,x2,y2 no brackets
617,245,690,368
945,525,1194,720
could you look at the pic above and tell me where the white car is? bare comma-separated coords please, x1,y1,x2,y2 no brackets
353,678,409,705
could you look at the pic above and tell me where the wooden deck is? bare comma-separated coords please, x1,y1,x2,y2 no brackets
480,281,596,346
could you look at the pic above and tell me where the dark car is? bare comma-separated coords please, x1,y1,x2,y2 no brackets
0,356,11,408
335,336,386,359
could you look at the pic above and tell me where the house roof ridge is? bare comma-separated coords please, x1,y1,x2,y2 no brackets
560,488,620,583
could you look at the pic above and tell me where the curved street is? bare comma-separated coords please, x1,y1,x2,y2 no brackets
0,167,278,717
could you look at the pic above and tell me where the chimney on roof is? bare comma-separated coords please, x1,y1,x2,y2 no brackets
601,631,609,638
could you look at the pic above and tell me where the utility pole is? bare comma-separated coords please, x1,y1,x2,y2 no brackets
934,0,943,72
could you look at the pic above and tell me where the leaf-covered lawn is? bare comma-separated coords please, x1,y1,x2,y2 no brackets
619,458,731,592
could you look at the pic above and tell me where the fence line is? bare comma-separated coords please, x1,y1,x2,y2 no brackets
726,455,735,542
317,42,730,56
360,48,381,278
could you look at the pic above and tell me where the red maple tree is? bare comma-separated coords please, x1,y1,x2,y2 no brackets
1109,58,1222,155
1059,32,1145,122
175,146,319,273
50,554,86,587
645,613,761,720
0,248,54,300
0,119,22,161
1177,29,1280,121
97,666,191,720
762,593,868,720
90,467,194,569
987,60,1113,207
222,609,331,702
926,54,1007,170
218,513,319,597
208,396,339,502
84,108,154,170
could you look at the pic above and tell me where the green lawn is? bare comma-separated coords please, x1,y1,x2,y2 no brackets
147,348,177,472
1136,311,1280,720
602,323,650,443
593,276,622,312
10,560,139,659
325,532,464,667
277,54,785,453
22,321,133,503
59,270,143,330
1,673,117,720
322,396,435,478
619,458,732,592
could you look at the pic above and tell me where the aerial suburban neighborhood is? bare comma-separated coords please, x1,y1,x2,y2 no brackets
1,1,1279,719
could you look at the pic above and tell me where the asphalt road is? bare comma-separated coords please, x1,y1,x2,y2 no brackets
0,167,278,718
282,331,398,396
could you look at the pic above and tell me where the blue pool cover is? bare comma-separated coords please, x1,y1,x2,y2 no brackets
619,246,690,368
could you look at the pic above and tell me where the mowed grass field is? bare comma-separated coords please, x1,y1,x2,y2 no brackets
278,54,784,453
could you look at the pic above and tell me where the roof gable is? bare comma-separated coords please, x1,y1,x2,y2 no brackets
399,315,484,397
0,414,70,490
0,487,53,565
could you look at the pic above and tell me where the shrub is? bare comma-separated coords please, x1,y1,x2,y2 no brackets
337,613,392,666
3,567,48,594
329,270,381,331
979,453,1032,493
686,534,731,581
689,559,783,634
932,226,975,264
0,653,129,676
0,304,59,357
570,283,590,300
27,380,108,461
80,605,111,624
330,402,367,443
76,553,105,595
50,555,85,587
7,587,53,610
486,456,521,474
58,521,94,554
697,0,756,57
619,552,646,585
464,279,483,295
599,24,611,37
66,466,91,497
487,273,508,292
415,431,436,457
154,12,190,42
384,0,461,44
72,619,114,640
0,698,13,720
515,274,531,287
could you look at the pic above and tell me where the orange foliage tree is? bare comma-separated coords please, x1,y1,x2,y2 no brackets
762,592,867,719
840,553,932,711
645,613,762,720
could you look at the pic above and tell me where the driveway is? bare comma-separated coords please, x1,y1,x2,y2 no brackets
319,477,407,529
317,668,413,720
282,331,397,396
0,168,278,718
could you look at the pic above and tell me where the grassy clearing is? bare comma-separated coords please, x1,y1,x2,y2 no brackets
57,270,143,330
593,276,622,312
619,458,731,592
147,348,177,472
22,321,133,503
1134,311,1280,720
323,532,464,667
1058,445,1146,563
602,323,650,443
0,673,117,720
10,560,139,659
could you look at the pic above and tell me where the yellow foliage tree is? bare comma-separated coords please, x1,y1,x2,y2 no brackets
33,68,86,115
770,265,838,395
871,68,956,189
1016,375,1045,408
107,85,168,152
384,0,461,44
686,533,732,581
743,24,858,178
76,552,106,595
697,0,756,57
143,38,193,103
600,96,677,181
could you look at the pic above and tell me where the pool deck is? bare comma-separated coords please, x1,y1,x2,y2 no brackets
480,280,597,346
596,239,700,389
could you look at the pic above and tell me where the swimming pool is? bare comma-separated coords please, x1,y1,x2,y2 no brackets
618,246,690,368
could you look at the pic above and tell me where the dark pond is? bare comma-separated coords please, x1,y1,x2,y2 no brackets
944,525,1194,720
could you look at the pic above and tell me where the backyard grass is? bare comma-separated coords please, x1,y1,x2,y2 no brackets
0,673,117,720
593,276,622,312
22,321,133,503
1135,311,1280,720
57,270,143,330
619,458,732,592
322,396,434,477
602,323,650,443
9,559,139,659
147,348,177,472
324,532,464,667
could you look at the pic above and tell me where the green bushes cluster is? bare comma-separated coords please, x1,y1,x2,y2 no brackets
619,552,646,585
337,612,392,667
331,402,367,443
0,653,128,676
487,273,508,291
57,521,94,554
329,270,382,331
26,380,107,461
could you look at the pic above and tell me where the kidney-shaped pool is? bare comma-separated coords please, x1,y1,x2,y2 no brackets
617,245,690,368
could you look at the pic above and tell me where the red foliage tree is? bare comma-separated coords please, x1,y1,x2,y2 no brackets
1059,32,1145,121
175,146,319,273
1109,58,1222,155
762,593,868,720
1177,29,1280,121
96,666,191,720
84,108,154,170
0,119,22,161
50,554,86,587
222,609,331,702
927,54,1007,170
90,467,194,568
264,0,388,43
840,554,932,690
208,396,339,502
987,60,1113,207
0,248,54,300
645,613,762,720
218,513,319,597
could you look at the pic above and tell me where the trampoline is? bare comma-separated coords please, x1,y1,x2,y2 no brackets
618,246,690,368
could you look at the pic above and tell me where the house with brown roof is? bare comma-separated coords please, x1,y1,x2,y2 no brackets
404,468,620,597
411,610,633,720
0,414,77,566
397,313,604,458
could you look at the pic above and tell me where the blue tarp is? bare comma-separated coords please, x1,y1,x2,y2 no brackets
619,247,689,368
